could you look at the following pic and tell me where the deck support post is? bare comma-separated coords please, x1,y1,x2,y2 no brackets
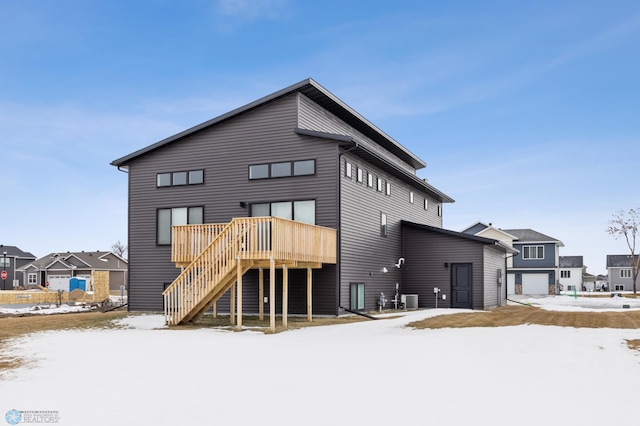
282,264,288,328
230,280,236,325
258,268,264,321
270,257,275,332
307,266,312,322
236,258,243,331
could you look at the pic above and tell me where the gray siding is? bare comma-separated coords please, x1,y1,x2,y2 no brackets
608,267,640,290
127,94,339,313
403,227,487,310
483,245,506,308
338,151,442,312
298,94,417,176
512,242,557,268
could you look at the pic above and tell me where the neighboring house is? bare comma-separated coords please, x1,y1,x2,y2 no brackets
463,224,564,296
503,229,564,295
0,245,37,290
582,271,596,292
606,255,640,291
461,222,518,267
596,274,609,291
558,256,584,292
111,78,515,323
18,251,128,292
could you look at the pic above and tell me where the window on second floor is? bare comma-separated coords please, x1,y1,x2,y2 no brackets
621,269,632,278
157,170,204,187
249,160,315,180
0,258,9,267
523,245,544,260
561,270,571,278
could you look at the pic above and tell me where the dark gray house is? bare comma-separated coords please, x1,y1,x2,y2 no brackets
502,229,563,295
111,78,513,323
0,244,37,290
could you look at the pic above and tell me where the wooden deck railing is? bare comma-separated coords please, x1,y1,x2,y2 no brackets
163,217,336,325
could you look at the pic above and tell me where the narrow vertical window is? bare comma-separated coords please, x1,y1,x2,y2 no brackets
438,205,442,217
410,192,414,204
424,199,428,210
386,182,391,195
377,178,382,192
345,161,352,178
357,167,363,183
367,173,373,187
380,212,387,236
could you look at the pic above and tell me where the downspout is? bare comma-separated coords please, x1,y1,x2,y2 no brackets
336,139,359,315
116,164,130,310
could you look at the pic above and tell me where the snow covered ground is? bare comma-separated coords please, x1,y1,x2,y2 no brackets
2,296,640,426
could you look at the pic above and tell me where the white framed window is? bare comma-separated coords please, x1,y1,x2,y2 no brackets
377,178,382,192
385,182,391,195
28,273,37,285
345,161,352,178
424,199,428,210
410,192,414,204
621,269,632,278
615,284,624,291
561,270,571,278
357,167,363,183
367,173,373,187
437,205,442,217
567,285,576,291
523,246,544,260
0,258,9,267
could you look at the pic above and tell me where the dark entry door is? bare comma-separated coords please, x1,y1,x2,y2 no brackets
451,263,472,309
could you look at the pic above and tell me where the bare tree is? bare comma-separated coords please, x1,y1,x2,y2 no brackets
111,240,128,259
607,208,640,293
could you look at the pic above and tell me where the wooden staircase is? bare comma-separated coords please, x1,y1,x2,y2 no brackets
163,217,336,326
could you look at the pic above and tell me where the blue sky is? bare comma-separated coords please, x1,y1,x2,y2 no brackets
1,0,639,274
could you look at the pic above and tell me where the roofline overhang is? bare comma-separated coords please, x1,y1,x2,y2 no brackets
402,221,517,254
296,128,454,203
111,78,426,169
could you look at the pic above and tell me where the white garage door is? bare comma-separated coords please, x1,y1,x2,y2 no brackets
522,274,549,295
48,275,70,291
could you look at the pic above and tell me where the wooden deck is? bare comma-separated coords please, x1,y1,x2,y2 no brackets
163,217,337,330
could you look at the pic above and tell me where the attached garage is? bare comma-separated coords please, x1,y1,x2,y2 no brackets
522,273,549,295
401,221,517,310
47,275,70,291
